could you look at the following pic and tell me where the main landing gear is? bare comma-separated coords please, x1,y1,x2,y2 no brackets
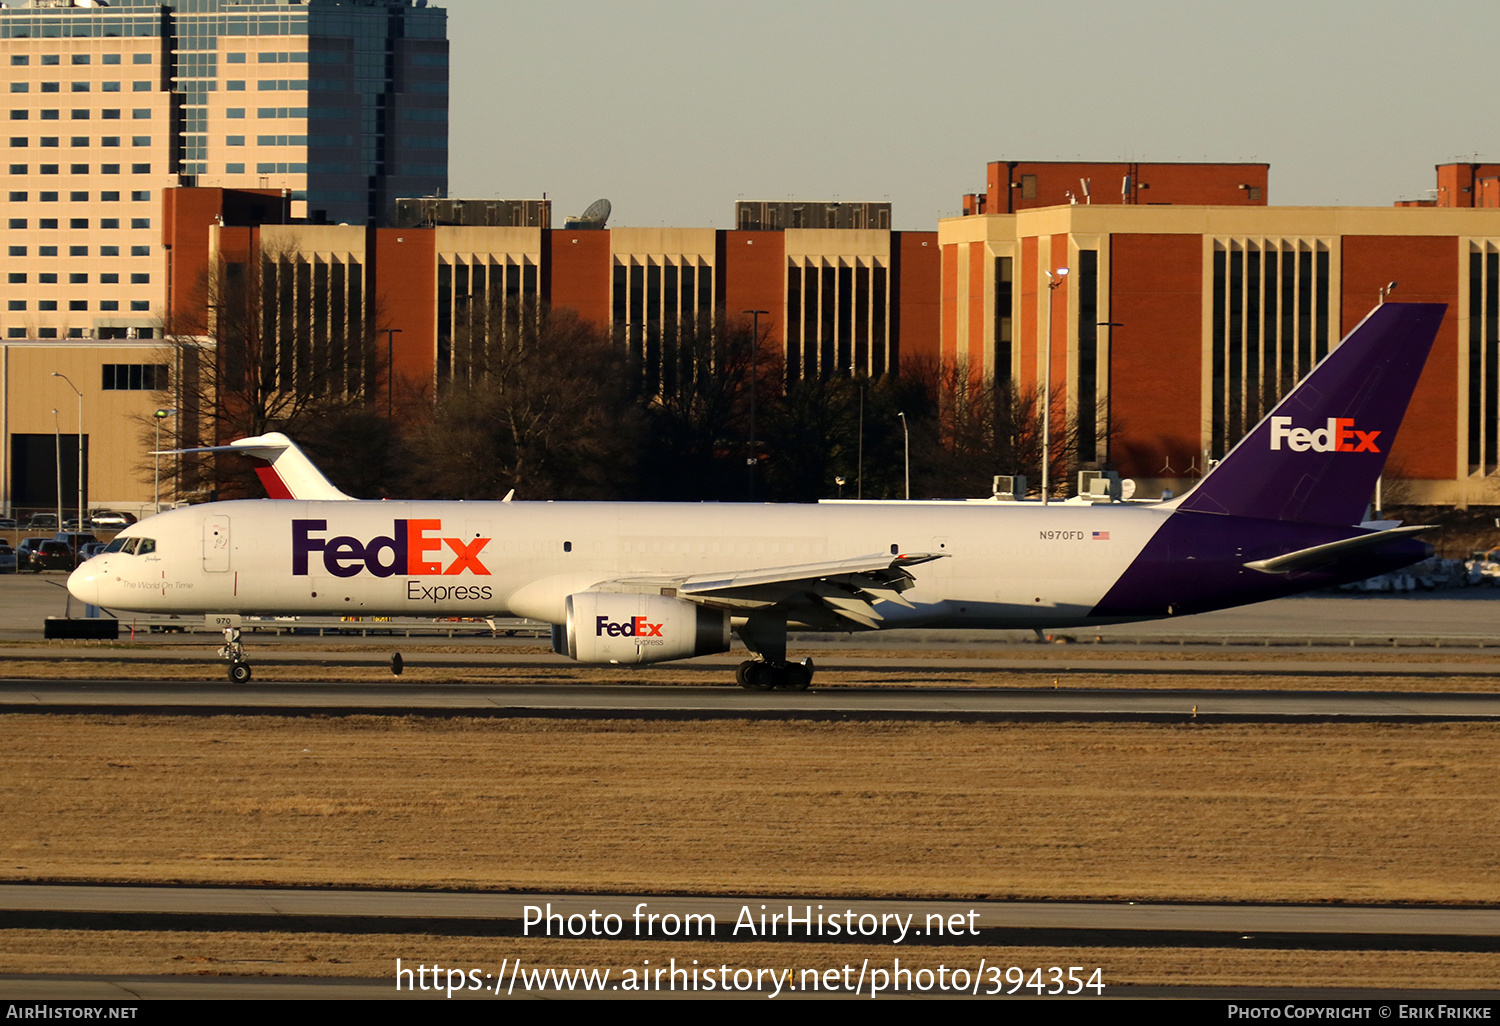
736,658,814,691
219,626,251,683
734,613,813,690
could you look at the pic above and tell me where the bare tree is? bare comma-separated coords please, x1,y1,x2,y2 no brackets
403,304,642,501
152,240,390,499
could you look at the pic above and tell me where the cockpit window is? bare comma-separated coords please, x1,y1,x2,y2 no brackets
104,538,128,553
136,538,155,555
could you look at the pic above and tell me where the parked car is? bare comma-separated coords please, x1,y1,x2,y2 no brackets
0,542,16,574
89,510,137,529
17,538,45,566
78,542,108,561
0,518,16,531
25,513,58,531
27,540,74,572
54,532,99,553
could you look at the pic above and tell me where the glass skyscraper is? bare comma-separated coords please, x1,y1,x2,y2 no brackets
1,0,447,340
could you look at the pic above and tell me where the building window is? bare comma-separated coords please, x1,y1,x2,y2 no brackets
130,136,149,147
41,56,59,66
130,218,149,230
70,163,88,174
39,164,57,174
69,273,87,284
6,192,24,202
130,163,149,174
40,191,57,202
7,165,25,174
102,110,120,121
129,273,150,284
100,273,118,284
130,190,149,202
101,82,120,93
101,191,118,201
41,111,59,121
100,247,119,256
102,55,120,66
69,191,87,202
6,245,24,255
71,55,90,66
69,300,87,311
39,246,56,257
101,164,119,174
68,246,87,257
39,219,56,229
41,83,59,93
9,83,27,94
7,301,24,311
8,112,27,121
100,219,119,229
133,54,152,65
10,56,27,67
130,246,149,257
99,301,118,311
224,163,245,174
70,110,89,121
39,274,57,284
102,364,169,390
132,109,151,120
69,218,88,229
7,273,26,283
130,301,149,312
226,108,244,119
226,136,244,147
6,221,24,231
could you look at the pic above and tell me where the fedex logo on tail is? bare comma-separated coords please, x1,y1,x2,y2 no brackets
292,519,490,578
1269,417,1381,454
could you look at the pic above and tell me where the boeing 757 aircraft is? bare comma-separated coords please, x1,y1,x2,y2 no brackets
69,303,1446,690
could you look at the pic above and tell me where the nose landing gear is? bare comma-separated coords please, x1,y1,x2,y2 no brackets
219,627,251,683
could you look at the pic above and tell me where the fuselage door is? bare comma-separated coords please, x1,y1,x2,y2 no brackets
203,515,230,573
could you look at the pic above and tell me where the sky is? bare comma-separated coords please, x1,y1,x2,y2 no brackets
444,0,1500,231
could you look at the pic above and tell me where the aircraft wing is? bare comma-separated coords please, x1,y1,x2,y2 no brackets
606,551,947,629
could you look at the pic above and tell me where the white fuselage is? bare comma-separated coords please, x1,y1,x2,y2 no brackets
68,498,1175,631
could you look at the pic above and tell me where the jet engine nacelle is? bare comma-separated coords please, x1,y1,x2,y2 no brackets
554,592,731,665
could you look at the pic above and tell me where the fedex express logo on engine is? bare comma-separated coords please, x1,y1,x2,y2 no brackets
292,519,490,578
596,616,664,639
1269,417,1381,454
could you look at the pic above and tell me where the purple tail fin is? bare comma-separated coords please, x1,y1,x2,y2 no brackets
1177,302,1446,526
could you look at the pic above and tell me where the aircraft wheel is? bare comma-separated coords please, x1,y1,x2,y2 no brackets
228,661,252,684
736,661,753,688
784,663,812,691
745,661,778,691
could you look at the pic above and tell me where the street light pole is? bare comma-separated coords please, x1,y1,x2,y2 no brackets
897,411,909,500
1042,268,1068,505
742,310,768,501
52,373,83,540
153,408,177,514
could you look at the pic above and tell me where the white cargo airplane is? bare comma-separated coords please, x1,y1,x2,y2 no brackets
70,303,1446,689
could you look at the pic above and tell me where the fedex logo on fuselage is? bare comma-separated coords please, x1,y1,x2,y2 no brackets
292,519,490,578
596,616,663,638
1269,417,1381,453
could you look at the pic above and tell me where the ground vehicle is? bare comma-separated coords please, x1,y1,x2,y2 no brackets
26,514,58,531
28,541,75,572
89,510,137,528
54,532,99,553
78,542,108,560
0,542,16,574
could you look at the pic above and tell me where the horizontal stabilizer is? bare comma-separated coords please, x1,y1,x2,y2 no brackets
154,432,354,501
1243,525,1433,574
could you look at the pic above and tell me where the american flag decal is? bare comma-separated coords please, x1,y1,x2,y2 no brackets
1092,531,1110,541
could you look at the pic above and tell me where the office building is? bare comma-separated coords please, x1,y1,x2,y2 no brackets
0,0,448,342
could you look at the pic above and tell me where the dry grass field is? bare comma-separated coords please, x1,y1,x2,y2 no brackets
5,715,1498,903
5,713,1500,989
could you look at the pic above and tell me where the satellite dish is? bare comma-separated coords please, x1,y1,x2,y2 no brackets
581,198,611,224
565,198,611,230
1120,479,1137,500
